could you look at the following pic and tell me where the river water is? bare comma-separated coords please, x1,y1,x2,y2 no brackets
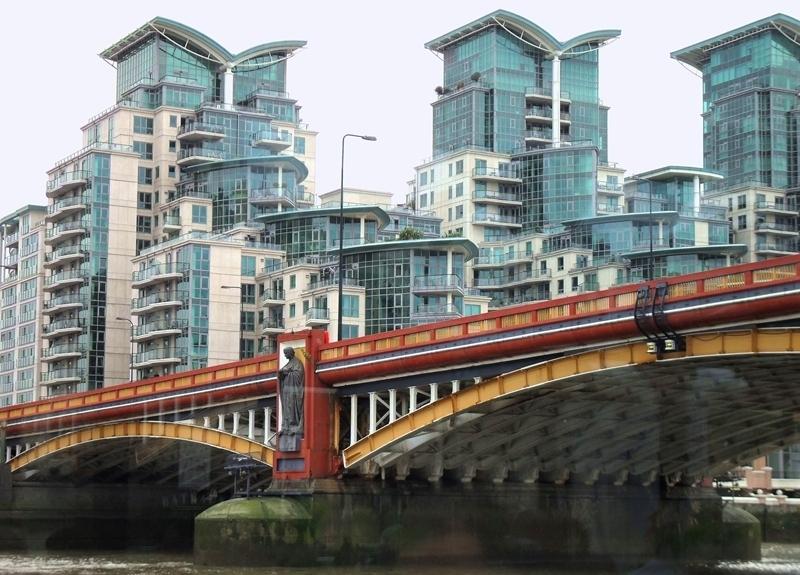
1,543,799,575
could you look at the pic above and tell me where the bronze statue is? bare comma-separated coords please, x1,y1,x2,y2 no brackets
278,346,304,451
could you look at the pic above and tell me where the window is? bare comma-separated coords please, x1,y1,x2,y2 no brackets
448,163,453,177
419,172,428,187
136,215,151,233
138,192,152,210
455,160,464,175
169,115,178,128
169,140,177,153
241,284,256,305
192,204,207,224
133,116,153,134
727,197,733,211
448,207,452,221
168,165,176,178
341,324,359,338
455,183,463,197
294,136,306,155
455,205,464,219
557,279,565,294
138,167,153,185
133,141,153,160
289,275,296,289
154,166,160,180
429,169,435,183
465,304,481,316
342,294,359,317
737,215,747,230
737,194,747,209
240,311,255,332
448,186,453,200
557,257,564,271
302,300,310,314
571,276,579,292
289,303,296,318
241,255,256,277
419,194,428,208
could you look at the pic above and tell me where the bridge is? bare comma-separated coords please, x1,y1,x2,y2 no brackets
3,255,800,494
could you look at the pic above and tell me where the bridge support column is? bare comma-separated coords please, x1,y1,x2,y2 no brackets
232,412,240,436
271,329,337,480
217,414,225,432
349,395,358,446
388,389,397,423
368,392,377,435
247,410,255,440
409,386,418,412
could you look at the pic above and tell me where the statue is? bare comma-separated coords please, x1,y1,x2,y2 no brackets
278,346,304,451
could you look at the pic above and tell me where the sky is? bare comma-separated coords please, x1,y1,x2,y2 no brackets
2,1,799,208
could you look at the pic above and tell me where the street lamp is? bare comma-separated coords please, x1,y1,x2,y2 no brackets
338,133,377,341
115,317,134,381
221,285,244,359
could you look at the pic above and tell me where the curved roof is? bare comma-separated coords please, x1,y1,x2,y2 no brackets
425,9,620,55
342,238,480,261
100,17,306,67
254,206,392,229
627,166,725,183
672,14,800,70
185,156,308,183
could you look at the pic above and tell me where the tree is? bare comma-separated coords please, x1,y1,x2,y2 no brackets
398,227,424,240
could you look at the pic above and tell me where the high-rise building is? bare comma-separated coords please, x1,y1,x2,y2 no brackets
41,18,317,390
672,14,800,260
0,206,47,404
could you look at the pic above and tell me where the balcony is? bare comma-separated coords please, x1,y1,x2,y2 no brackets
305,277,360,292
261,317,285,334
2,254,17,268
755,241,798,255
596,203,624,215
755,201,797,216
176,147,224,167
412,274,464,294
44,244,86,268
46,170,90,198
524,85,571,103
597,182,624,194
251,129,292,153
45,220,87,245
472,213,521,228
0,361,13,372
43,293,85,314
755,222,798,236
177,122,225,142
162,214,181,232
131,290,188,315
490,293,543,308
42,343,85,362
524,107,571,125
131,319,187,343
4,232,18,247
249,186,299,208
261,289,286,305
131,346,186,369
43,269,85,291
131,262,189,289
305,307,330,327
43,318,85,339
474,269,552,288
41,368,85,386
472,189,522,206
410,304,462,324
47,194,89,221
472,167,521,186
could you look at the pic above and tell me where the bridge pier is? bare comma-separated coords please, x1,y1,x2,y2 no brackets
194,480,761,567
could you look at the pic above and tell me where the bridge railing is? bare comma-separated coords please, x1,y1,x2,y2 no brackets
0,354,279,426
317,255,800,365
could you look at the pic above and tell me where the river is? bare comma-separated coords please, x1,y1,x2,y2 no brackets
1,543,800,575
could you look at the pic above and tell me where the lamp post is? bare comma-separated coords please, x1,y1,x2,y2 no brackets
115,317,134,381
221,285,244,359
338,133,377,341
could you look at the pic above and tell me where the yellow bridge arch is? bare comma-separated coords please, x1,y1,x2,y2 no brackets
10,421,274,473
343,328,800,483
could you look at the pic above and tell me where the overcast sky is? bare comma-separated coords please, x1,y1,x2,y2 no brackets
2,1,798,208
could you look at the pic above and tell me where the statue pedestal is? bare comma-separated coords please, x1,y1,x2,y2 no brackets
277,433,301,453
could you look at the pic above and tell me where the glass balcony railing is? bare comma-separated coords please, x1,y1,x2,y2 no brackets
262,317,285,331
46,220,87,240
1,295,15,307
306,277,360,291
4,232,18,245
474,189,520,202
261,289,286,302
132,346,186,364
46,170,90,193
162,214,181,227
42,343,85,358
41,368,85,383
177,147,224,162
131,290,188,310
472,166,519,180
178,122,225,137
132,262,189,283
472,214,520,225
45,244,85,263
48,194,89,215
252,129,292,144
756,222,797,233
132,319,187,338
412,274,463,291
411,304,462,319
305,307,330,322
43,318,85,334
45,269,85,287
45,293,86,309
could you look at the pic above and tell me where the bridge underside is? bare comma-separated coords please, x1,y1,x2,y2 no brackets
11,423,273,494
345,330,800,487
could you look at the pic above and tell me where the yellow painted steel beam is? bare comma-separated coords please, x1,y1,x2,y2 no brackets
342,329,800,468
9,421,274,473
